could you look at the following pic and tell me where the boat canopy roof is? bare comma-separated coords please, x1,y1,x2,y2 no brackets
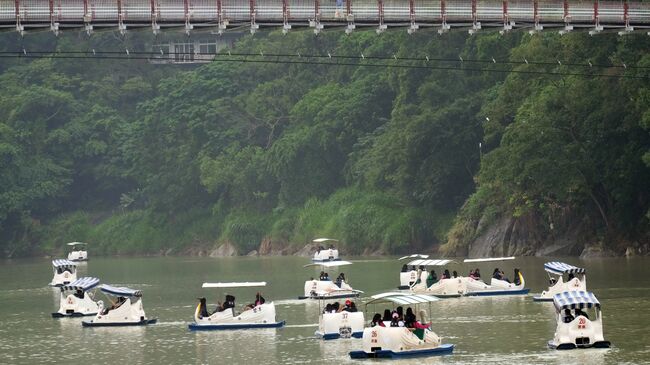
553,291,600,311
463,256,515,263
406,259,453,267
67,241,88,246
100,284,142,297
313,238,338,243
544,261,586,275
304,260,353,268
202,282,266,288
367,292,439,306
398,254,429,260
52,259,77,268
61,277,100,292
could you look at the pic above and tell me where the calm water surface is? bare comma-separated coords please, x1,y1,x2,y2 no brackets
1,256,649,364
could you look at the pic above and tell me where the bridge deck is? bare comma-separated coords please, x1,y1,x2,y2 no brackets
1,0,648,34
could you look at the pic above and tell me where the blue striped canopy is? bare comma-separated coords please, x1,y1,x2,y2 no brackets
553,291,600,311
544,262,585,275
100,284,142,297
61,277,100,292
52,259,77,269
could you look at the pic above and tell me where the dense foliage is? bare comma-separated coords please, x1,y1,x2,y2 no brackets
0,29,647,257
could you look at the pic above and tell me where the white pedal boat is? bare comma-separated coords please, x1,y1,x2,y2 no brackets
52,277,101,318
50,259,77,287
82,284,157,327
533,262,586,301
300,261,362,300
188,282,285,330
312,238,340,262
460,257,530,296
405,259,462,298
397,254,429,290
315,300,364,340
349,292,453,359
548,291,610,350
67,242,88,261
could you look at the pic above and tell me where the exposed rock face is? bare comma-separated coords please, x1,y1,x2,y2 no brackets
209,242,238,257
247,250,258,256
294,243,318,257
467,213,586,257
258,237,288,256
361,246,386,256
580,244,617,258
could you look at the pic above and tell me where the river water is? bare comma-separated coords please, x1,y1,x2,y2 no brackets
1,256,648,364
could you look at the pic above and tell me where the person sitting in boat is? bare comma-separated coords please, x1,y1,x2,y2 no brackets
452,270,458,278
390,311,400,327
493,268,502,280
574,308,589,319
500,269,510,283
335,273,346,288
218,294,235,313
323,272,330,281
441,269,450,279
74,289,85,299
331,302,340,313
396,306,404,321
474,268,481,278
342,299,358,312
197,297,209,319
382,309,392,322
401,264,408,273
103,296,127,314
404,307,417,328
563,309,575,323
513,268,522,285
371,313,386,327
244,292,266,311
426,270,437,287
568,273,575,281
323,303,333,314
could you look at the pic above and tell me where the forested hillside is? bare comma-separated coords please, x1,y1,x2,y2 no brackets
0,29,648,257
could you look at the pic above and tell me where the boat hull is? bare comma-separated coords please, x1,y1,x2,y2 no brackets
466,288,530,296
298,292,360,300
82,318,157,327
548,340,611,350
532,295,553,301
52,311,97,318
188,320,285,331
318,331,363,340
349,343,454,359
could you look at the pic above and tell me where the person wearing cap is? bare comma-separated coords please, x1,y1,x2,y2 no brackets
342,299,357,312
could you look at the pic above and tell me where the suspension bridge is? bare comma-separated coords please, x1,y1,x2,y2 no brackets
2,0,649,36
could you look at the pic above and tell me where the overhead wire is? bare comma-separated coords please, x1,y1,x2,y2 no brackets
0,49,647,79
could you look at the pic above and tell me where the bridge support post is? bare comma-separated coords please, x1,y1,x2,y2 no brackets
151,0,160,34
345,0,355,34
438,0,450,34
250,0,259,34
282,0,291,34
376,0,386,34
408,0,418,34
469,0,480,34
184,0,193,34
559,0,572,35
588,1,603,35
618,2,634,35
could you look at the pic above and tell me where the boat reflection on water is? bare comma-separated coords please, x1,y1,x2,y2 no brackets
193,328,279,362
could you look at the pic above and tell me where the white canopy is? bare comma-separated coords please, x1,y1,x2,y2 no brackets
313,238,339,243
367,292,439,306
202,282,267,288
406,259,453,267
66,242,88,246
463,257,515,263
398,254,429,260
304,260,353,268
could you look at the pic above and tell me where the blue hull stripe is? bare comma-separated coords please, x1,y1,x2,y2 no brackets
52,312,97,318
82,319,157,327
321,331,363,340
188,320,285,331
532,296,553,302
349,344,454,359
